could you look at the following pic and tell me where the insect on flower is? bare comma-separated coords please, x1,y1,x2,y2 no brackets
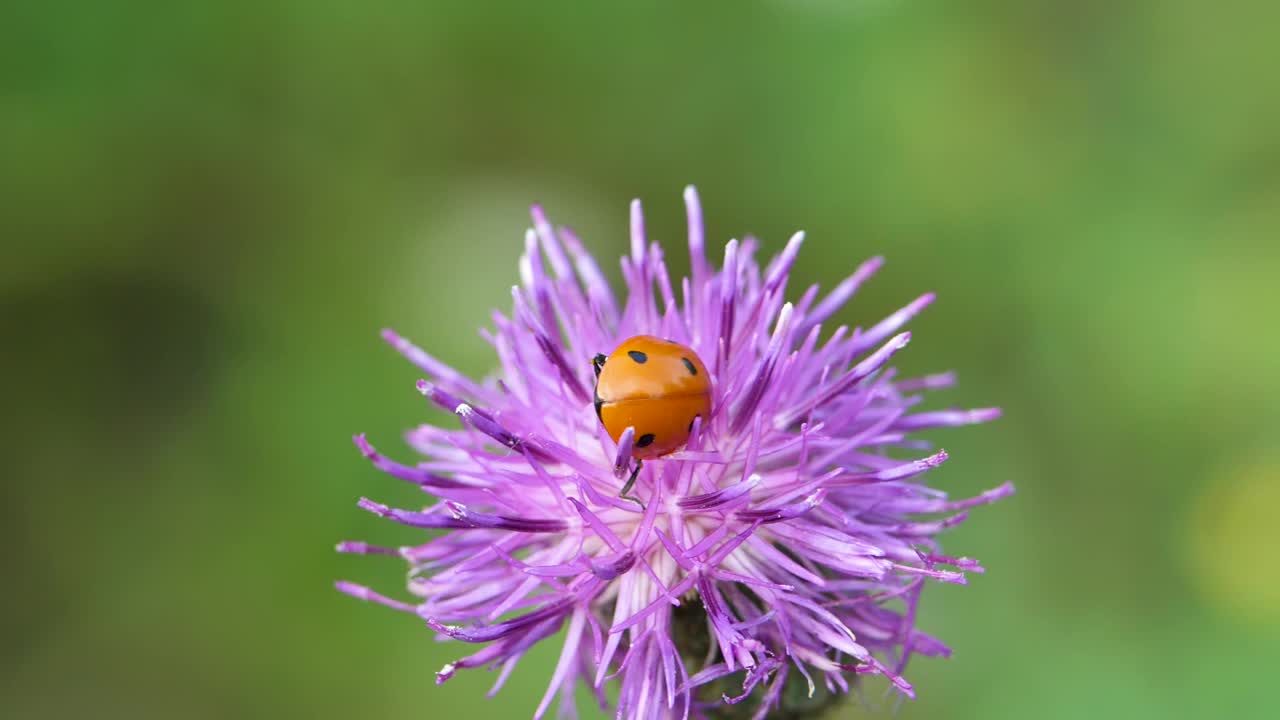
592,335,713,508
337,187,1013,720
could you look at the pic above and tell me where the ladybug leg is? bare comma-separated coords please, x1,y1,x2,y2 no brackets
592,353,607,377
619,459,645,510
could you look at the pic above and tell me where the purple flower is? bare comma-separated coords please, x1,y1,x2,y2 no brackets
337,187,1012,719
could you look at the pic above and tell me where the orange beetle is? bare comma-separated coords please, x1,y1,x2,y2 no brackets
592,335,712,506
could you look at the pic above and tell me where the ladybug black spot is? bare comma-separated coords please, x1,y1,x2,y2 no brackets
636,433,656,448
628,350,648,364
681,357,697,376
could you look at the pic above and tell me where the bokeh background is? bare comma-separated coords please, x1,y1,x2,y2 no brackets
4,1,1278,718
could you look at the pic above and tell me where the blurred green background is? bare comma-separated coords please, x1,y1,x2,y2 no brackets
4,1,1278,718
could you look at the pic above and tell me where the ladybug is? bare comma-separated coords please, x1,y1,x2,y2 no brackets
592,335,712,506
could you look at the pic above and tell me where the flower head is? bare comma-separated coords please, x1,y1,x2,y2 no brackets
337,187,1012,719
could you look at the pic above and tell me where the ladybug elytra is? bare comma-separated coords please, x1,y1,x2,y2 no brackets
592,335,712,506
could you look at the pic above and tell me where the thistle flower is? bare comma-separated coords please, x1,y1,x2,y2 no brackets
337,187,1012,719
